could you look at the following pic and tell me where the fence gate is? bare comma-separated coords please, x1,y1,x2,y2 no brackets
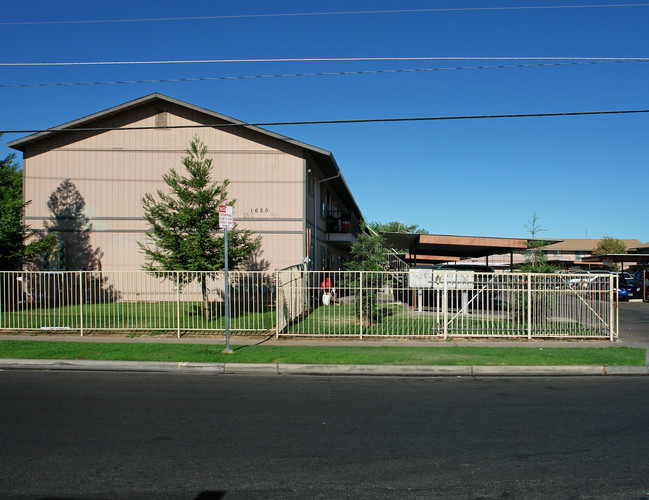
275,271,617,340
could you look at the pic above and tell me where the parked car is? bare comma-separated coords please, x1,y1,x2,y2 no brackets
619,279,639,299
584,275,636,300
568,275,599,289
617,286,630,301
632,270,649,296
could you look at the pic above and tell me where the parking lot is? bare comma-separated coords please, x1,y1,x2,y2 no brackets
617,301,649,343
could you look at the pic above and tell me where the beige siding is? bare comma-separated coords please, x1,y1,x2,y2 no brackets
24,102,306,271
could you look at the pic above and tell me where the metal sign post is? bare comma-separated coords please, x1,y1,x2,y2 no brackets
219,205,234,354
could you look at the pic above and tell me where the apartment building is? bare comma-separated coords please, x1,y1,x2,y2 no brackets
8,93,362,272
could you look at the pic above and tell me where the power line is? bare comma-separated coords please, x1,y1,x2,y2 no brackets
2,4,648,25
2,56,648,67
3,109,648,135
2,60,645,89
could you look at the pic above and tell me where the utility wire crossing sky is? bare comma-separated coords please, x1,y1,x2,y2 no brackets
1,3,648,24
1,1,648,242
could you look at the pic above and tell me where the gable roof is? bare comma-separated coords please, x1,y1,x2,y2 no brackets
629,242,649,252
8,93,362,219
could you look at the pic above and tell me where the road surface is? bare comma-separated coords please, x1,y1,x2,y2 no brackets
1,371,648,499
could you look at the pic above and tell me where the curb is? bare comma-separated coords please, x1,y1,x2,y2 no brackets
0,358,226,373
1,358,648,376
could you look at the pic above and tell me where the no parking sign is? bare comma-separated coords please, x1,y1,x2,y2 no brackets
219,205,234,353
219,205,234,229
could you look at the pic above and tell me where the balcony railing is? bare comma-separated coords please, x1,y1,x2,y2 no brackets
325,210,358,234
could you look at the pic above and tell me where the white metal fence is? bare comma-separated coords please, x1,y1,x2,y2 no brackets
0,270,618,340
0,271,275,337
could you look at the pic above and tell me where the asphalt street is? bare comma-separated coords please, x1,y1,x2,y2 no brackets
617,301,649,344
1,371,648,499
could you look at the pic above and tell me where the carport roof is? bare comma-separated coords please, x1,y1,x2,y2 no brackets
580,254,649,265
381,233,528,260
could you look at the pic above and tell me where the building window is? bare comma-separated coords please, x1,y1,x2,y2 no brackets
320,185,326,219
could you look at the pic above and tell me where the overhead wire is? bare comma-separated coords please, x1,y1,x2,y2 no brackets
3,109,648,135
2,59,647,89
2,56,648,67
2,4,649,25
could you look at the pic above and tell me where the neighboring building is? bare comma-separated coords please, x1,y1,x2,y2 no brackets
629,242,649,254
8,93,362,272
446,238,648,271
540,239,643,269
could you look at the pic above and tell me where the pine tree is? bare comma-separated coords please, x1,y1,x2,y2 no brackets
139,137,260,320
0,151,55,271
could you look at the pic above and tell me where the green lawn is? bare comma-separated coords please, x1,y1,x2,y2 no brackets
287,303,607,337
0,340,644,366
2,300,610,338
0,301,275,331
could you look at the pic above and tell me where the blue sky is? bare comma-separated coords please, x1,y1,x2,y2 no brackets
1,1,648,242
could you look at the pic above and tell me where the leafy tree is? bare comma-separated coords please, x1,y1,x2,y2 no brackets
368,221,427,259
593,236,626,255
520,212,555,272
592,236,626,271
0,150,55,271
516,223,556,324
524,212,547,240
344,222,390,325
368,220,428,234
517,250,557,273
139,137,260,320
345,222,389,273
0,152,27,271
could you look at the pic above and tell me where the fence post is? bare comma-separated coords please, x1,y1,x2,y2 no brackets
275,270,279,339
359,271,363,339
527,274,532,340
176,271,181,339
79,271,83,337
610,274,615,341
443,272,448,340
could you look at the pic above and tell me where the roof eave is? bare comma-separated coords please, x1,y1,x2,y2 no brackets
7,92,364,220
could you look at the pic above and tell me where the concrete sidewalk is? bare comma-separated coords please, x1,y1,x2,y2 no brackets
0,356,648,376
1,333,648,376
0,332,638,347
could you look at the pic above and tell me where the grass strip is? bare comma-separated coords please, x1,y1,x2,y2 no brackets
0,340,645,366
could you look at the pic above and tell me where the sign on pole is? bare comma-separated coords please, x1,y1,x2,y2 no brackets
433,271,474,291
408,268,433,288
219,205,233,353
219,205,234,229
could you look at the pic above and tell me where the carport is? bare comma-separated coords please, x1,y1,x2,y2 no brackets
581,253,649,301
580,253,649,269
381,233,528,270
